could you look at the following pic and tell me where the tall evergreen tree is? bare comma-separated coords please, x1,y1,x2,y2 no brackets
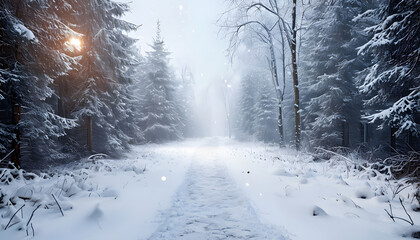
141,21,183,143
0,0,149,168
253,79,279,143
234,72,278,143
235,73,259,139
0,0,79,167
70,0,138,154
117,46,145,145
358,0,419,138
179,67,196,138
0,6,21,158
301,0,373,148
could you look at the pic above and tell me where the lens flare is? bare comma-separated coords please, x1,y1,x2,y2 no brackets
68,37,82,50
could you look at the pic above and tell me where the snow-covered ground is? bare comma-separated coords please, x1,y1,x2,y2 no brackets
1,138,419,240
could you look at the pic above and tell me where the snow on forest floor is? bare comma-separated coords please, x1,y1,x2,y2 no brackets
1,137,419,240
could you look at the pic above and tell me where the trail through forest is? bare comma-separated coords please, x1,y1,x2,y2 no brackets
0,138,418,240
147,141,287,240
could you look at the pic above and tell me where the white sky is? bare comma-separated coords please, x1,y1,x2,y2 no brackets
122,0,233,136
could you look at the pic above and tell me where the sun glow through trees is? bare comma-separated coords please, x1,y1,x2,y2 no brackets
67,37,82,51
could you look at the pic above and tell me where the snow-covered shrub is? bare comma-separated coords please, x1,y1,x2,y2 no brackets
381,151,420,181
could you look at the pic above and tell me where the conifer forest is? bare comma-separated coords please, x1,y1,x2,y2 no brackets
0,0,419,239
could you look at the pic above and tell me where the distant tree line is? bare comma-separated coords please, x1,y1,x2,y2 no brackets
224,0,419,153
233,72,279,143
0,0,191,169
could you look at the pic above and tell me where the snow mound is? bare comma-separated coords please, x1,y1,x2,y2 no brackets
299,177,308,184
58,201,73,211
335,176,349,185
89,204,103,220
273,168,295,177
355,187,375,199
123,165,145,174
374,195,389,203
102,188,118,198
1,205,17,219
15,186,34,200
312,206,328,216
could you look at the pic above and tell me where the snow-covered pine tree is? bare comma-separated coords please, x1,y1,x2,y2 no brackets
129,49,149,144
253,78,279,143
179,67,196,138
234,71,278,142
301,0,373,148
70,0,139,154
117,46,145,145
0,0,79,168
358,0,420,142
235,72,259,140
141,21,183,143
0,6,20,157
100,13,142,148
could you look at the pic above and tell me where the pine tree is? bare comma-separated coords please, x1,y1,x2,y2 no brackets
234,72,278,142
0,0,79,167
141,21,183,143
70,0,139,154
253,79,279,143
0,6,21,156
358,0,420,138
179,67,196,138
129,51,149,144
236,73,259,139
301,0,373,148
117,47,145,145
0,0,146,167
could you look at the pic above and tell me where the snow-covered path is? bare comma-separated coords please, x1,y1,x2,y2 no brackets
1,138,419,240
148,150,286,240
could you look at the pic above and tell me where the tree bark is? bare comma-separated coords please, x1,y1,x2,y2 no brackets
11,103,21,168
278,17,286,147
10,0,24,168
267,28,284,147
342,120,349,147
292,0,301,150
227,116,231,139
278,103,284,146
87,116,93,152
360,122,369,144
57,77,66,118
390,127,397,151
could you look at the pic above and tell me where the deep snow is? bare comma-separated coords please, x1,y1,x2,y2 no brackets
148,147,286,239
1,138,419,240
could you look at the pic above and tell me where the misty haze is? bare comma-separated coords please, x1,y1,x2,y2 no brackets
0,0,419,240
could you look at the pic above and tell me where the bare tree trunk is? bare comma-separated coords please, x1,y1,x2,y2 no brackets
57,77,66,118
254,22,284,147
227,116,232,139
292,0,301,150
390,127,397,151
11,1,24,168
224,0,302,148
223,82,232,139
278,18,286,147
87,116,93,152
269,48,284,147
266,30,284,147
342,120,349,147
11,103,21,168
278,103,284,145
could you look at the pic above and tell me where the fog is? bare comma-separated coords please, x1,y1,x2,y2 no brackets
122,0,233,137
